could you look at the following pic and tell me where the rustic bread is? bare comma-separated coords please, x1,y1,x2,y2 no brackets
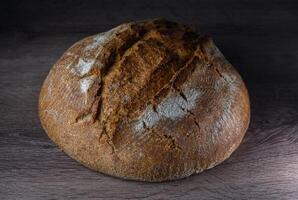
39,19,250,182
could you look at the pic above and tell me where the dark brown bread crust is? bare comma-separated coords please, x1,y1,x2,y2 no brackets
39,19,250,182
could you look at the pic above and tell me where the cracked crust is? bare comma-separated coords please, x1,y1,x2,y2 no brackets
39,19,250,182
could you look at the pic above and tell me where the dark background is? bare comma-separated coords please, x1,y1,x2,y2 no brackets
1,0,298,199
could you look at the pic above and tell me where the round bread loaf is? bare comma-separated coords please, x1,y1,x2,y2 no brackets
39,19,250,182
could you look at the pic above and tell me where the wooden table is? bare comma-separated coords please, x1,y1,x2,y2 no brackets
1,0,298,199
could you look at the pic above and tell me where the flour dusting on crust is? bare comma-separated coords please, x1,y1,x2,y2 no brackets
74,58,95,76
212,72,239,139
135,88,201,132
79,75,97,93
71,24,131,76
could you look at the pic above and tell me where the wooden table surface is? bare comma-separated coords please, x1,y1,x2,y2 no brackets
1,0,298,199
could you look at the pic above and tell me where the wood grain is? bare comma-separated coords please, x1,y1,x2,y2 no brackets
1,0,298,199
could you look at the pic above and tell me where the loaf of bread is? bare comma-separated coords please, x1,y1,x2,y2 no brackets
39,19,250,182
